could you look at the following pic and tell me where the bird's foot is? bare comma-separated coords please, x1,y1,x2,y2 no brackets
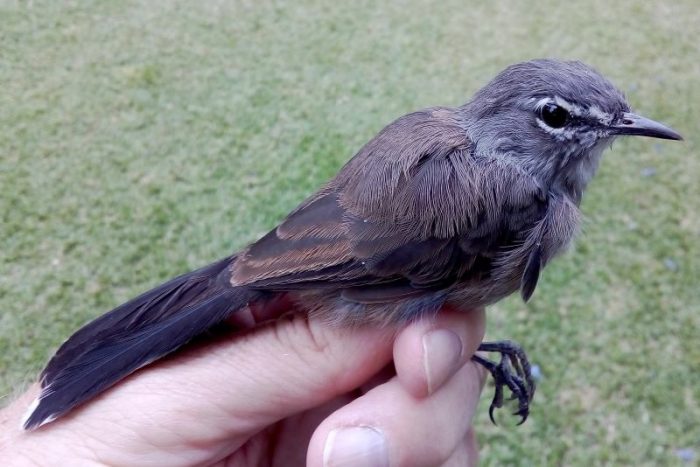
472,340,535,425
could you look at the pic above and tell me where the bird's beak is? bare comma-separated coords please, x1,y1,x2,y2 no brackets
611,112,683,141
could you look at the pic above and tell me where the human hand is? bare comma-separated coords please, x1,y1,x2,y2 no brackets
1,306,486,466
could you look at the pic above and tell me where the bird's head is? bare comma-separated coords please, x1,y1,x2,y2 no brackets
461,59,682,201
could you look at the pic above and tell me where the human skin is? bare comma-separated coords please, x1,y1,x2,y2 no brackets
1,306,486,467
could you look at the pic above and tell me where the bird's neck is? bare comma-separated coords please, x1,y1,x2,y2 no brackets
547,140,609,205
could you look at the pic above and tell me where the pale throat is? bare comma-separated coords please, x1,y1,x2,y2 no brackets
552,138,611,204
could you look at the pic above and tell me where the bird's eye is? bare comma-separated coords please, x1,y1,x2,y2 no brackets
539,103,570,128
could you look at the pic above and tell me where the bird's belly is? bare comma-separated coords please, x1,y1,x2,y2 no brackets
445,275,522,312
293,272,523,328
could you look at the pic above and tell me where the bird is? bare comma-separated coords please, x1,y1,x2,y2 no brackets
21,58,682,431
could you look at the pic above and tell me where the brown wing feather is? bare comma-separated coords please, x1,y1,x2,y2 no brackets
230,192,357,285
230,107,548,303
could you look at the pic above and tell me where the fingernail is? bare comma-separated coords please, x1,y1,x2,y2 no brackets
323,426,389,467
423,329,463,394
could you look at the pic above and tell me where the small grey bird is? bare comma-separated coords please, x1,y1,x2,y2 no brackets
22,59,682,430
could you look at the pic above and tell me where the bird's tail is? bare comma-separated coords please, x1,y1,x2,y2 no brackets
22,256,259,430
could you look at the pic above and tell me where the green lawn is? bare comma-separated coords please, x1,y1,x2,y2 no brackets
1,1,699,465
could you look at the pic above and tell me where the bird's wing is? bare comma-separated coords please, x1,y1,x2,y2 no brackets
230,108,548,302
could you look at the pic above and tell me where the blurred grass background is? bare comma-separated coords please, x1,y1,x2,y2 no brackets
1,0,698,464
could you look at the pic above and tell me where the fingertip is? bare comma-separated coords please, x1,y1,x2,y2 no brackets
422,328,463,395
394,307,486,398
308,361,485,467
321,426,389,467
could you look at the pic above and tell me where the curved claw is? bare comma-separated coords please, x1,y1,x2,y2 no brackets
473,340,536,426
489,404,498,425
513,406,530,425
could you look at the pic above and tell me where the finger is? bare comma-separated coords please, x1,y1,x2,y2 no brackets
10,314,397,465
307,359,487,467
393,307,485,398
225,293,299,328
121,314,395,432
441,428,479,467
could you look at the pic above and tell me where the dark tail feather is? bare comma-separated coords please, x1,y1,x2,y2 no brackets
40,256,236,384
23,256,258,430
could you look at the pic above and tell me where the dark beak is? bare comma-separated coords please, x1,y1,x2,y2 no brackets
611,112,683,141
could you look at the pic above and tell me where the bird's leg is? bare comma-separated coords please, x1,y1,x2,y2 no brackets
472,340,536,425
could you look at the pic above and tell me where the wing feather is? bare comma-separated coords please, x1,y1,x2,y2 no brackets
231,108,548,303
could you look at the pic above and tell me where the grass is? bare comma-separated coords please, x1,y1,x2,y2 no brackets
1,0,699,464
